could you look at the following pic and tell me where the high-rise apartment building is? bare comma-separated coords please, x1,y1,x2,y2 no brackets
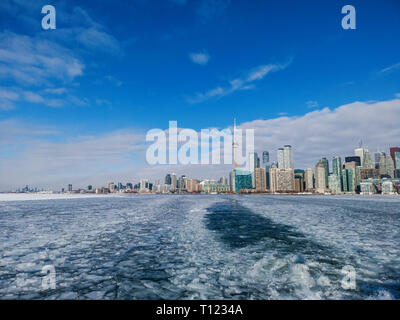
255,168,266,192
315,162,326,194
304,168,314,191
233,169,252,193
269,168,294,192
262,151,269,167
277,145,293,169
328,174,341,194
319,157,329,188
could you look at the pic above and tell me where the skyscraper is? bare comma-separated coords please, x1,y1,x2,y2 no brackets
171,173,177,190
283,145,293,169
332,156,343,191
328,174,341,194
233,169,252,193
165,174,171,185
277,148,284,169
390,147,400,169
305,168,314,191
262,151,270,167
319,157,329,188
277,145,293,169
248,152,259,188
315,162,326,194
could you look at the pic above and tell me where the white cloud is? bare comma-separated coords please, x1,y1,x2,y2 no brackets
0,32,84,85
240,96,400,169
189,51,210,65
187,61,291,103
380,62,400,73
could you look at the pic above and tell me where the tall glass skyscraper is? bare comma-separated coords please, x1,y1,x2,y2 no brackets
319,157,329,187
277,145,293,169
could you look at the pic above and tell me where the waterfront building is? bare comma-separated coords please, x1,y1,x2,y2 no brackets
202,183,230,194
382,180,395,195
270,168,295,192
344,167,356,192
360,181,376,195
186,179,200,193
374,152,382,168
328,174,341,194
345,161,357,191
294,169,305,193
107,182,115,193
315,162,326,194
332,156,343,191
165,174,171,185
68,184,72,192
171,173,177,190
233,169,252,193
305,168,314,191
255,168,266,192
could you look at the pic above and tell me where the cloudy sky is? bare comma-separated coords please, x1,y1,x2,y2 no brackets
0,0,399,191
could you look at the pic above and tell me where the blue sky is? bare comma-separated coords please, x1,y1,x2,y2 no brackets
0,0,400,190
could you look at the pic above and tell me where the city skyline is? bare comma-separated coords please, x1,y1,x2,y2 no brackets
9,142,400,196
1,0,400,190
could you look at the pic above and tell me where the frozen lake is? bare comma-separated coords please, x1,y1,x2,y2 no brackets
0,194,399,299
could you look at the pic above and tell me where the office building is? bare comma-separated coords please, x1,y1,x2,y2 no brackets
262,151,270,167
165,174,171,185
328,174,341,194
305,168,314,191
315,162,326,193
319,158,329,188
233,169,252,193
294,169,305,193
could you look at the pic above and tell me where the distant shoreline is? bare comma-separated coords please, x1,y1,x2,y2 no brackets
0,192,398,202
